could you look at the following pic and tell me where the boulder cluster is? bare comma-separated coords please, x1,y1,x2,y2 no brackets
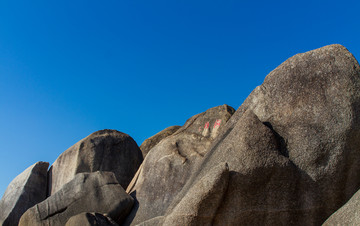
1,44,360,225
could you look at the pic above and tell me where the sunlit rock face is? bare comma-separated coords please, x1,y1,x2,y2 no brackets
0,162,49,226
48,129,143,195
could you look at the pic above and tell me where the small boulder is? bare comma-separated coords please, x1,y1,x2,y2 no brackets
0,161,48,226
140,125,181,158
19,171,134,226
48,129,143,195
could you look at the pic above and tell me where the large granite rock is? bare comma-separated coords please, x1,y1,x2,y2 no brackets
19,171,134,226
65,212,119,226
48,129,143,195
140,125,181,158
323,188,360,225
0,161,49,226
124,104,235,225
167,44,360,225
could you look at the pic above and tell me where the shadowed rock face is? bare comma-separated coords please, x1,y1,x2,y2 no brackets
19,171,134,226
166,44,360,225
65,212,119,226
140,125,181,158
234,44,360,221
48,129,143,195
124,104,235,225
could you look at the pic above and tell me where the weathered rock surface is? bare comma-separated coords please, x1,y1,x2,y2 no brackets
133,163,229,226
173,110,314,225
167,44,360,225
65,212,119,226
19,171,134,226
0,161,49,226
323,188,360,225
162,162,229,226
124,104,235,225
140,125,181,158
48,129,143,195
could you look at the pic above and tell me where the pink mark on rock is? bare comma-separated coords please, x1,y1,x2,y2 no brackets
214,119,221,128
204,122,210,129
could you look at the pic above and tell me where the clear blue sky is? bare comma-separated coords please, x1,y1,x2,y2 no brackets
1,0,359,196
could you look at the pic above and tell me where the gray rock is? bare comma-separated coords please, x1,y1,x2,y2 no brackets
134,216,165,226
65,212,119,226
134,163,229,226
48,129,143,195
165,44,360,225
323,188,360,225
124,105,235,225
0,161,48,226
19,171,134,226
140,125,181,158
163,162,229,226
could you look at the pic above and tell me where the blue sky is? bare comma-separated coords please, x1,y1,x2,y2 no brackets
0,0,359,196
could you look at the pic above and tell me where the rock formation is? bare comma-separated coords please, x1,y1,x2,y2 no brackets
48,129,143,195
163,44,360,225
0,161,49,226
19,171,133,226
2,44,360,226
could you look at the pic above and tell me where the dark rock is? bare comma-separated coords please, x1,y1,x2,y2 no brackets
48,129,143,195
0,161,48,226
140,125,181,158
124,105,235,225
19,171,134,226
65,212,119,226
167,44,360,225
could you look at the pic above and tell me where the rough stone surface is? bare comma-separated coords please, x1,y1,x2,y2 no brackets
140,125,181,158
48,129,143,195
166,44,360,225
233,44,360,223
162,162,229,226
0,161,49,226
180,110,317,225
124,104,235,225
19,171,134,226
323,188,360,225
65,212,119,226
